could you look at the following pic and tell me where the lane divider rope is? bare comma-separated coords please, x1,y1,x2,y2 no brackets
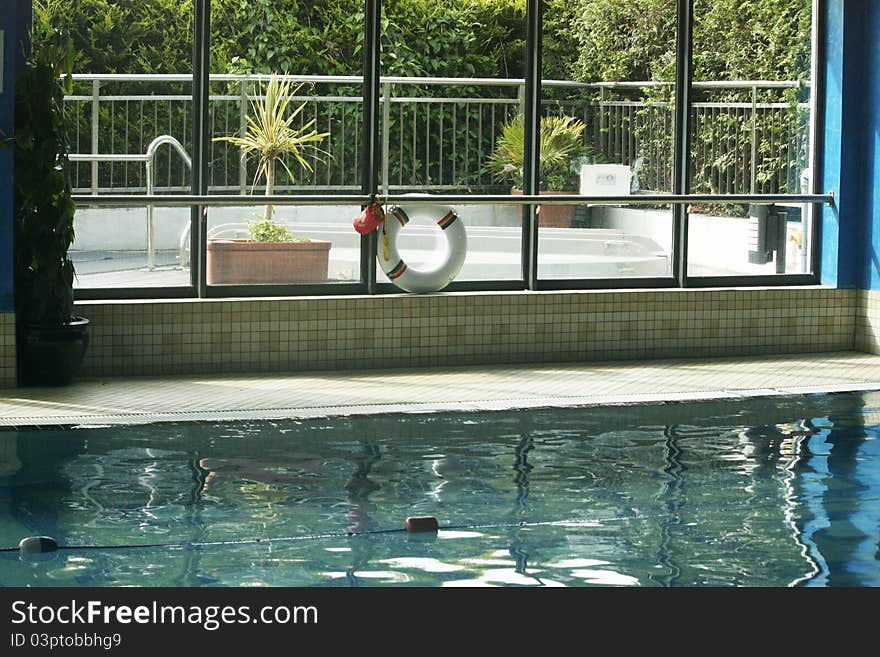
0,515,656,554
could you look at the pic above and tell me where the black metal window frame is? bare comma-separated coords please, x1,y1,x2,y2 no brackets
73,0,830,301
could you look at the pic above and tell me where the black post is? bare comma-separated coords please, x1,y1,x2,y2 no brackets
810,0,827,277
14,0,32,72
192,0,211,297
522,0,543,290
361,0,381,294
672,0,693,288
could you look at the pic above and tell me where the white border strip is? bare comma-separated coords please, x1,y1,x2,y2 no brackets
3,383,880,428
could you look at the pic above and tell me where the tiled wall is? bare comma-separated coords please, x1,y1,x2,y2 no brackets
0,313,15,387
70,287,857,379
855,290,880,353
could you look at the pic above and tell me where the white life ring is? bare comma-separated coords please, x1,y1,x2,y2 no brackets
378,203,467,293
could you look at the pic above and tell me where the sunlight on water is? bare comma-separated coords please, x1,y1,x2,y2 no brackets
437,531,484,539
568,569,640,586
378,557,465,573
1,391,879,586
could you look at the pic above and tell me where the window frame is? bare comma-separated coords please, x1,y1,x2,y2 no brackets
71,0,830,301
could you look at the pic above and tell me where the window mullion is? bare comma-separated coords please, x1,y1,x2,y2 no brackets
193,0,211,297
522,0,543,290
361,0,382,294
673,0,694,288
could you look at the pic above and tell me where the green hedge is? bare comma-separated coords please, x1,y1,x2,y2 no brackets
37,0,813,197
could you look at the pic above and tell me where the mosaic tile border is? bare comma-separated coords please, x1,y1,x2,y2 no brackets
855,289,880,354
0,313,15,388
66,287,856,379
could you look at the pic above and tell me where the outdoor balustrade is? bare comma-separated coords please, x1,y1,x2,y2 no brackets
64,74,809,199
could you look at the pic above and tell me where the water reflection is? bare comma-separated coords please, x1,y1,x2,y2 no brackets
651,425,684,587
791,400,880,587
0,392,878,586
344,441,382,587
512,433,534,513
344,442,382,533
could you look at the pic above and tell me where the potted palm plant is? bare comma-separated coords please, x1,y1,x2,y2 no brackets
208,75,331,284
12,30,89,386
487,114,588,228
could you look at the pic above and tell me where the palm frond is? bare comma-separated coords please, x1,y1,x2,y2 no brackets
486,113,588,188
212,74,331,193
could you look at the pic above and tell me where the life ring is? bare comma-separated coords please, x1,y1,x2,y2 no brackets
378,203,467,293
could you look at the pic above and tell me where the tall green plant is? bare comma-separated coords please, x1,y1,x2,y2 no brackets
13,30,78,326
213,75,330,226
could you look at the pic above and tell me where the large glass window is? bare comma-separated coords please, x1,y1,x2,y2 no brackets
538,0,676,281
207,0,365,287
36,0,195,290
51,0,824,298
378,0,526,285
687,0,814,277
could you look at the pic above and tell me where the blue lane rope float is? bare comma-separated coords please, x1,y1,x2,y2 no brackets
0,514,666,555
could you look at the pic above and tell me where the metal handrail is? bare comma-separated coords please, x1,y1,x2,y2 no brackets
72,135,192,269
144,137,192,270
67,72,807,89
71,192,834,208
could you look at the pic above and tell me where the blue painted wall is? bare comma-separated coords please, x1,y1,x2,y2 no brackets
0,0,31,314
0,4,19,312
821,0,880,290
861,2,880,290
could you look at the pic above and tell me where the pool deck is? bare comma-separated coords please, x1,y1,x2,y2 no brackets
2,350,880,427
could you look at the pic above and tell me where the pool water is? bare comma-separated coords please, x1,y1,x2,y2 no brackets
1,391,878,587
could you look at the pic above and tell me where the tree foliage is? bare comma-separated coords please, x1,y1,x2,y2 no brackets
559,0,676,82
213,75,330,222
35,0,529,77
34,0,812,81
692,0,811,82
34,0,194,73
211,0,364,76
33,0,813,196
559,0,811,83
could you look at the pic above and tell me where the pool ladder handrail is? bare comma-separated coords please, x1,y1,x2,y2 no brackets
69,135,193,271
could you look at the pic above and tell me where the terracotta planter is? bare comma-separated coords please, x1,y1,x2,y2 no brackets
511,189,577,228
206,239,332,285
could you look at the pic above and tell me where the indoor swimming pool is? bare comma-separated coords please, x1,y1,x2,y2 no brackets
1,391,878,587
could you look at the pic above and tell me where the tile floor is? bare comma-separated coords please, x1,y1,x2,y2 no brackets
2,350,880,426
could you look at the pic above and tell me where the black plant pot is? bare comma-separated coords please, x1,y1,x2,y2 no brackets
17,317,90,386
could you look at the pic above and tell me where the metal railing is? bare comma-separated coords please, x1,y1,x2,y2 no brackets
71,192,834,207
64,74,810,198
70,135,192,269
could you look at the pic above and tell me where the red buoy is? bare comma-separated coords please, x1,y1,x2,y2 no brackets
404,516,439,533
